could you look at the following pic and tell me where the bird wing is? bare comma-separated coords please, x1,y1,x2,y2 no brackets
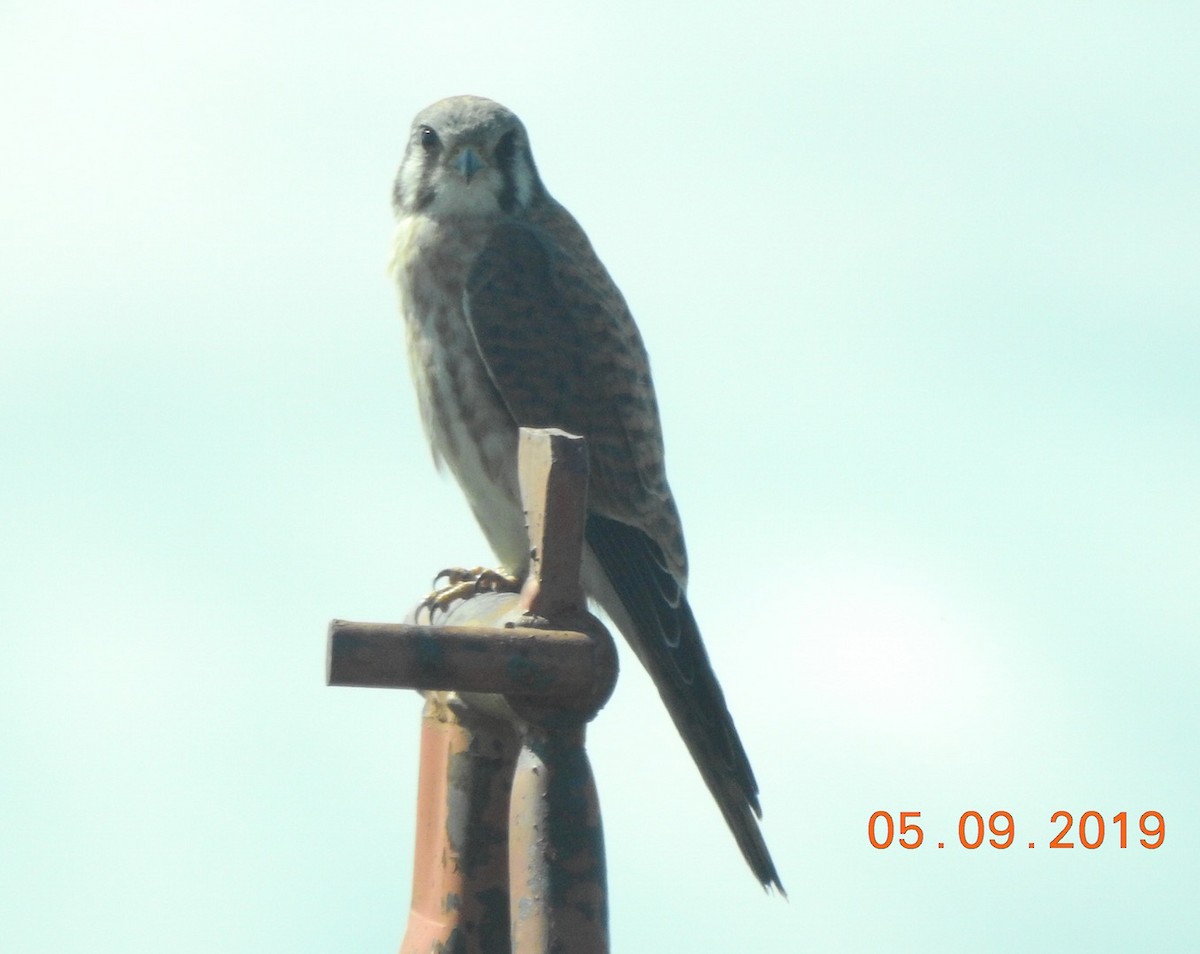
583,514,782,891
461,219,592,454
463,211,783,892
463,210,682,571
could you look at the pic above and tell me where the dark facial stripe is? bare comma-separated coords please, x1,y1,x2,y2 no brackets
412,181,437,212
494,130,518,213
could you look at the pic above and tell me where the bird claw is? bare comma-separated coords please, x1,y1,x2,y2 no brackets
420,566,522,616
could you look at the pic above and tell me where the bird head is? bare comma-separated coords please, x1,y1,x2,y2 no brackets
393,95,542,219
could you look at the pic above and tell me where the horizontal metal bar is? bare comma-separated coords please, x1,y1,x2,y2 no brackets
327,620,601,698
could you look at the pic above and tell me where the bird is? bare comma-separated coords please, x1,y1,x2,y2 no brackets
388,94,782,892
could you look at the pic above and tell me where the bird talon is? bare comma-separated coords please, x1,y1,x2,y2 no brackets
471,567,522,594
431,566,478,589
420,566,522,617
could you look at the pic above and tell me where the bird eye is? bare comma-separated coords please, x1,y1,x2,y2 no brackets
418,125,440,151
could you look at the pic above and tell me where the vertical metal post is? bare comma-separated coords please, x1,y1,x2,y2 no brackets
506,429,612,954
509,720,608,953
329,428,616,954
400,692,517,954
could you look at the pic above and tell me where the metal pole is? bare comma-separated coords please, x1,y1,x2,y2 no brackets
328,429,616,954
400,692,516,954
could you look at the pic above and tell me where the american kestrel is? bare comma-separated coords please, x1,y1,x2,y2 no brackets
389,95,781,892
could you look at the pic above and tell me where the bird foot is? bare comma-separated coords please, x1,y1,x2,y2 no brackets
420,566,523,616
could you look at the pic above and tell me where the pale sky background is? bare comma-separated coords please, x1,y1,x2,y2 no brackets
2,2,1197,951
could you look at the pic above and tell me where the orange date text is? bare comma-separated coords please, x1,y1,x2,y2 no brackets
868,810,1165,850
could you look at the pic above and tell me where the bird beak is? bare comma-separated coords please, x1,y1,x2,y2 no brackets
453,147,484,181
